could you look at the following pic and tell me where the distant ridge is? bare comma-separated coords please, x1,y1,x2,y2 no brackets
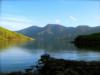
17,24,100,41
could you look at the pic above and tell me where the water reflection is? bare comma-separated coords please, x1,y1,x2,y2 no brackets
0,40,29,51
21,40,77,51
0,40,100,73
0,47,44,72
75,43,100,51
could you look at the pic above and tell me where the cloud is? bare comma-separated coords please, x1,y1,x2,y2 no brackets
96,16,100,20
69,16,77,21
0,15,34,30
55,19,61,24
0,16,34,24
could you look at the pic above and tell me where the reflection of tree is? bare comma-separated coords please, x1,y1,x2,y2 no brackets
0,40,28,51
74,43,100,51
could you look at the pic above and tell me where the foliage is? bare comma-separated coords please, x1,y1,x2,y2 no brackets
74,32,100,47
0,26,33,41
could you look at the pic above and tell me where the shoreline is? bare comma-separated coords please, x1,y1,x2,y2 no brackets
1,54,100,75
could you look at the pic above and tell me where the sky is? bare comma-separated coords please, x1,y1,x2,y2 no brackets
0,0,100,30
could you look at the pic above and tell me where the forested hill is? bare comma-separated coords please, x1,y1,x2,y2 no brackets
0,26,33,41
74,32,100,47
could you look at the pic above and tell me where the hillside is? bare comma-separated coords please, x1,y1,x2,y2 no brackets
17,24,69,41
17,24,100,41
74,33,100,47
0,26,33,41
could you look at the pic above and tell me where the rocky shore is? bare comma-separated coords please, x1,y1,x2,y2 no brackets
1,54,100,75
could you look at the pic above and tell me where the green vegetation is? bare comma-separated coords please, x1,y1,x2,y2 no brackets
0,26,33,41
74,32,100,47
0,26,34,50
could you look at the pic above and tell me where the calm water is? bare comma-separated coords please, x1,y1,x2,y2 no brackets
0,40,100,73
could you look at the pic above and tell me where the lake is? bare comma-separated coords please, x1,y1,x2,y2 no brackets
0,40,100,73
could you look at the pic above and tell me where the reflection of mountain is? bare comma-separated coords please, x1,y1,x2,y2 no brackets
17,24,100,41
21,40,76,51
0,26,32,41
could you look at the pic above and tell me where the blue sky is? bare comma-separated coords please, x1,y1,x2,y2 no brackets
0,0,100,30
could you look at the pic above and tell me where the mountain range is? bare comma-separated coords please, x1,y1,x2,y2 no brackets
17,24,100,42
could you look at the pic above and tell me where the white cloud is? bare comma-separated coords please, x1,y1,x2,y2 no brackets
69,16,77,21
96,16,100,20
0,15,34,30
0,15,34,24
55,19,61,24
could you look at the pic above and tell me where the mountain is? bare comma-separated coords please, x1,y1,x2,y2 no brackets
17,26,42,37
0,26,33,41
17,24,100,41
17,24,70,41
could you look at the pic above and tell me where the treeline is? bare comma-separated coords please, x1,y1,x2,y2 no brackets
74,33,100,47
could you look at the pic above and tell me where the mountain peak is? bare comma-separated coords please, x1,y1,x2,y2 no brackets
44,24,66,29
45,24,62,27
77,25,90,28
